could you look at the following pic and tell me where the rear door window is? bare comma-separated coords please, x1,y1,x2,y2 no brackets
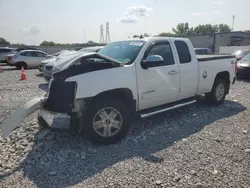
146,43,175,66
174,41,191,64
23,51,33,56
36,52,47,57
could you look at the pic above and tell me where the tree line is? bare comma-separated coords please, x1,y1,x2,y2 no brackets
132,23,250,38
0,38,105,47
1,22,250,46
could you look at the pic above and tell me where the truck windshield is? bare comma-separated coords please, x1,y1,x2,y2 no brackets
98,41,146,64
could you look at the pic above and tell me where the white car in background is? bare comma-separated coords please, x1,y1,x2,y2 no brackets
38,50,75,72
42,51,84,81
7,50,51,69
42,46,105,81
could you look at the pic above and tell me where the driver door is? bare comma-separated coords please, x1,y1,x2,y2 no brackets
136,40,180,110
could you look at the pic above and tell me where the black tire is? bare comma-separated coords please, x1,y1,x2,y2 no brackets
83,98,131,145
70,113,80,132
16,62,27,70
205,78,228,105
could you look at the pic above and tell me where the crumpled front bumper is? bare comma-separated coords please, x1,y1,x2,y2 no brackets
37,108,71,131
0,79,77,138
0,97,46,138
0,96,72,138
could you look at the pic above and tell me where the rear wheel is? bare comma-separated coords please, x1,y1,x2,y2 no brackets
83,98,131,145
205,78,228,105
16,62,27,70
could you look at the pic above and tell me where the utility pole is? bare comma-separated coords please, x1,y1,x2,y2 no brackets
105,22,110,44
232,15,235,31
100,25,104,44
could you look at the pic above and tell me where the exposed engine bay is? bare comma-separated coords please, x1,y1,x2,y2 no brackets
42,53,122,114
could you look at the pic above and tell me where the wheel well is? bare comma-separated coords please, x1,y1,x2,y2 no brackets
215,71,230,93
92,88,136,116
17,61,27,68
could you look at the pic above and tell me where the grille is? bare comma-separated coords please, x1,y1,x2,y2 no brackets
43,80,76,113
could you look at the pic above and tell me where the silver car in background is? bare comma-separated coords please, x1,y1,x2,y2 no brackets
38,50,74,72
7,50,51,69
232,49,250,60
235,50,250,78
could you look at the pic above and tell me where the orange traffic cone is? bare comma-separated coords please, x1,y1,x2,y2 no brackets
20,67,26,80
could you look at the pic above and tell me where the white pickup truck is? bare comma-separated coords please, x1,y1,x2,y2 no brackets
0,37,236,144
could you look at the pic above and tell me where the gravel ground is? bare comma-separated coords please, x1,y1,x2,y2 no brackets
0,65,250,188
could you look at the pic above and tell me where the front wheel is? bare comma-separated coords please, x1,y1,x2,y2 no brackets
205,78,228,105
83,98,131,145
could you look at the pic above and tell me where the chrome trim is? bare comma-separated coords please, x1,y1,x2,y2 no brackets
140,100,196,118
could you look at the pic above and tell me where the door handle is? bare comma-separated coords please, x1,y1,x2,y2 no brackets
168,70,178,75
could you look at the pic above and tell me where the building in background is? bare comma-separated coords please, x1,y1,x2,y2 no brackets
188,31,250,54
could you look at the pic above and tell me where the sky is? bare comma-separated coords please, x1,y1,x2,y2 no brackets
0,0,250,45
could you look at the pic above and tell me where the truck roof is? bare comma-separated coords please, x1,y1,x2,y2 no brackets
118,37,190,43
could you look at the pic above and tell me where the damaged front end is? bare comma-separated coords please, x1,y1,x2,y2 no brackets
0,53,122,138
37,78,78,131
0,97,47,138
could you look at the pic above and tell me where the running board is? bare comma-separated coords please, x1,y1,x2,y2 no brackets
139,98,197,118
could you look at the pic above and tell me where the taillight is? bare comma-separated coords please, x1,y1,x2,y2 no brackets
7,56,12,61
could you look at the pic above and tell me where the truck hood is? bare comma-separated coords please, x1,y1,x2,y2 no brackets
51,52,85,71
52,52,123,73
41,51,80,66
53,53,123,81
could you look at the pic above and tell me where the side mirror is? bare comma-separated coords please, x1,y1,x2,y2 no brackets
141,55,164,69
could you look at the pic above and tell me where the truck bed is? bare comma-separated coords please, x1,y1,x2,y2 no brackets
197,55,235,62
